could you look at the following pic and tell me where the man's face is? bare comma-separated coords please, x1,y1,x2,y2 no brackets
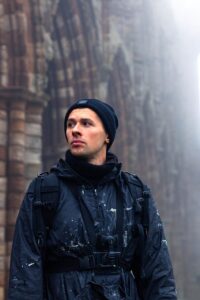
66,108,109,165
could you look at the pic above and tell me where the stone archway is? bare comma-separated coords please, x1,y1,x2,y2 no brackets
42,0,102,169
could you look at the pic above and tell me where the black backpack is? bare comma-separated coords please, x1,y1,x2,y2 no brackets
32,171,150,255
33,171,150,299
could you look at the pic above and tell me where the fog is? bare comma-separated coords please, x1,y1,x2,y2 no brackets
170,0,200,131
170,0,200,66
171,0,200,35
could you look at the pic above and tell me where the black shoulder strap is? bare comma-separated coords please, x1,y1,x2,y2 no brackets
122,172,150,237
33,172,60,249
74,187,97,247
122,172,150,299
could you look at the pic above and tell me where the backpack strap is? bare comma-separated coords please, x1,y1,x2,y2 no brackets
33,172,60,249
122,171,150,238
122,172,150,299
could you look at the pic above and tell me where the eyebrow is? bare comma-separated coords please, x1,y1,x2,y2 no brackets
67,118,93,122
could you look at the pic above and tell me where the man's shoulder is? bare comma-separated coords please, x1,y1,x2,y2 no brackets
121,171,144,188
26,171,59,194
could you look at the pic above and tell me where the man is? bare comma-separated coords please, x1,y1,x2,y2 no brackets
8,98,177,299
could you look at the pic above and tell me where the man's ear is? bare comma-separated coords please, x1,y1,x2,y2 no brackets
105,136,110,144
65,130,69,143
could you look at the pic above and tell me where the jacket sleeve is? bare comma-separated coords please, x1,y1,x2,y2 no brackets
139,191,177,300
8,179,44,300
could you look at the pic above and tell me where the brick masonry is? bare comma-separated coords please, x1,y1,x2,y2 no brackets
0,0,199,299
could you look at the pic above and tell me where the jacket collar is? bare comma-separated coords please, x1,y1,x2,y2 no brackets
51,150,122,185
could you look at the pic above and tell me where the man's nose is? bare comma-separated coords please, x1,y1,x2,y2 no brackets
72,123,81,134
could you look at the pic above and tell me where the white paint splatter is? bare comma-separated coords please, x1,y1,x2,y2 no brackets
110,208,116,212
162,239,168,246
125,207,132,211
28,262,35,267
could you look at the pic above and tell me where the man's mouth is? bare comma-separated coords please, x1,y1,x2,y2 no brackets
71,140,85,146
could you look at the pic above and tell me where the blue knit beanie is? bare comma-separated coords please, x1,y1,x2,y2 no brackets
64,99,118,149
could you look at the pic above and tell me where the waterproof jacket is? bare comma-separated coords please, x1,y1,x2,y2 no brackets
8,155,177,300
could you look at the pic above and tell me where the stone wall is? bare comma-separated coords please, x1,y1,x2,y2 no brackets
0,89,46,299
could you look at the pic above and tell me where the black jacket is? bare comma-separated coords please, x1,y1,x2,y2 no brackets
8,154,177,299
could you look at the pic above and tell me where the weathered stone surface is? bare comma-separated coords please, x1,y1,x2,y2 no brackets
0,134,6,147
7,162,24,176
0,110,6,119
6,242,12,257
9,110,25,121
0,121,7,133
25,150,41,164
6,225,15,242
0,286,4,300
0,179,6,193
0,211,5,227
26,136,42,149
0,244,5,256
0,161,6,177
0,228,4,242
6,192,24,209
0,148,6,161
25,163,41,179
0,271,5,286
9,119,25,133
26,123,41,136
7,177,25,194
8,133,25,146
6,210,19,226
0,193,6,209
26,114,42,123
8,145,25,161
26,103,44,114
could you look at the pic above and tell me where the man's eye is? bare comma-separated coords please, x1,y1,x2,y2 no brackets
83,120,91,126
67,122,75,128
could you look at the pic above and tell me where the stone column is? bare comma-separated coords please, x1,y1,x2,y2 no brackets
6,100,26,265
0,101,7,300
0,88,47,300
25,102,43,185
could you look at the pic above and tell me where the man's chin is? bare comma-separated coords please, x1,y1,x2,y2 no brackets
70,149,88,159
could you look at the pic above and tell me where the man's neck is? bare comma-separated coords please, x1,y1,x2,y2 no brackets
87,155,106,165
